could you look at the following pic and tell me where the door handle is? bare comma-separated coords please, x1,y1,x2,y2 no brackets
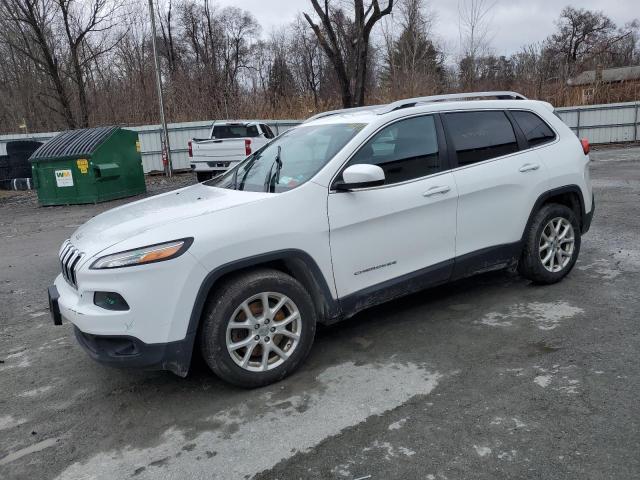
423,185,451,197
519,163,540,173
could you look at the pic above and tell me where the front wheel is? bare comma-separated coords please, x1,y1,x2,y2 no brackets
518,203,581,284
199,269,317,388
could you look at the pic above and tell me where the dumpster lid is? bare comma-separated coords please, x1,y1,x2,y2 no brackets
30,126,119,161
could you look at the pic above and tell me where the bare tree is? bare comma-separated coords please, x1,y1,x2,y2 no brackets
56,0,124,127
290,16,324,109
0,0,77,128
381,0,444,97
304,0,394,107
458,0,495,58
156,0,179,73
457,0,495,89
547,6,637,78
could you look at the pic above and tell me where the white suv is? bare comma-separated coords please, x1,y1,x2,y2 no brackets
49,92,594,387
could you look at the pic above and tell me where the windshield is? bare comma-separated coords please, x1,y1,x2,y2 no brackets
206,123,365,193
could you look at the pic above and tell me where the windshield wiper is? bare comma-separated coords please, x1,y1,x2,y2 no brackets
233,153,259,190
263,145,283,193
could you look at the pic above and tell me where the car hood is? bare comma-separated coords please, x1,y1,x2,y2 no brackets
70,183,271,255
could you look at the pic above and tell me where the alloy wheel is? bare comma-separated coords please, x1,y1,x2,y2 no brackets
225,292,302,372
539,216,575,273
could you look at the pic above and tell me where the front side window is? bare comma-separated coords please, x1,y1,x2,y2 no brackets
344,115,441,185
208,123,365,193
511,110,556,147
445,111,519,166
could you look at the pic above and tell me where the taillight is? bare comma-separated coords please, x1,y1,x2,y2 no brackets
245,139,252,156
188,140,193,157
580,138,590,155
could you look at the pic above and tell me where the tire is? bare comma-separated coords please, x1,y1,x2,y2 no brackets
196,172,212,182
518,203,581,284
199,269,317,388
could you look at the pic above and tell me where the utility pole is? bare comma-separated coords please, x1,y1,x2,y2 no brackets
148,0,173,177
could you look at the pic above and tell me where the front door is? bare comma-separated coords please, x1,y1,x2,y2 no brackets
328,114,458,300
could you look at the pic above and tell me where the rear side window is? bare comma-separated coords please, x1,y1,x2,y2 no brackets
212,124,259,139
511,111,556,146
445,111,518,166
345,115,441,185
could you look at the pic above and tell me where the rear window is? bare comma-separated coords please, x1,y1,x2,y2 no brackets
511,110,556,147
445,111,519,166
212,124,259,139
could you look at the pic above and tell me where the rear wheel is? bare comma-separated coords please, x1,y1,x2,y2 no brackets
199,269,316,388
518,203,581,284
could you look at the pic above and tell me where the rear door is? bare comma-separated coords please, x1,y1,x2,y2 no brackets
328,114,458,300
443,110,550,271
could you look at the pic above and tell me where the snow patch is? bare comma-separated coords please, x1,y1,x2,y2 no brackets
577,259,621,280
388,418,407,430
0,415,27,431
478,301,583,330
55,362,442,480
534,375,553,388
19,386,53,398
473,445,492,457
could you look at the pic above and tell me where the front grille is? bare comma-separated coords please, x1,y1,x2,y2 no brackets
59,240,84,288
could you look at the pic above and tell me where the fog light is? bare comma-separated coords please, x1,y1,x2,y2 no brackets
94,292,129,311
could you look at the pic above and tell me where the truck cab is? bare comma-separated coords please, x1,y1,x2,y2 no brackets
189,122,276,182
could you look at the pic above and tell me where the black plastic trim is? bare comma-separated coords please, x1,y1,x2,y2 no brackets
74,326,194,377
94,291,130,311
188,249,339,335
582,193,595,234
504,110,529,150
522,185,587,241
338,259,454,320
451,242,522,280
48,286,62,326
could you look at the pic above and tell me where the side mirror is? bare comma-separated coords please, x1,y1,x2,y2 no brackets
335,164,385,191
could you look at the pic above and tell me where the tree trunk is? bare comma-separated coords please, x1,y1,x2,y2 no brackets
70,45,89,127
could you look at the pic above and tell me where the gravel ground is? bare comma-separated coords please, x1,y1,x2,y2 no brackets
1,150,639,480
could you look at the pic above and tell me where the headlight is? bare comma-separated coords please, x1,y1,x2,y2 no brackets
90,238,193,269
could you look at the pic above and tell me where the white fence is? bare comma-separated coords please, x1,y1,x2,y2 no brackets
1,100,638,173
0,119,301,174
555,101,640,144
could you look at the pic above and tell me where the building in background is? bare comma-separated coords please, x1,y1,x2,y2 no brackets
568,65,640,105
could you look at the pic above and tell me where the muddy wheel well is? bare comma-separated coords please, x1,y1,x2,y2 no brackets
540,191,583,225
197,256,335,331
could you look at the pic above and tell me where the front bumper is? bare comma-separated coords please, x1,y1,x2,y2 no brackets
49,283,196,377
73,326,194,377
49,249,208,376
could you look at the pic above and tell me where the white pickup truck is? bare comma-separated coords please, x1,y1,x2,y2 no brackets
188,122,276,181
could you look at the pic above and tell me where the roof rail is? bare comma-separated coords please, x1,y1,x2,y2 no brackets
303,104,383,123
303,91,527,123
379,91,527,114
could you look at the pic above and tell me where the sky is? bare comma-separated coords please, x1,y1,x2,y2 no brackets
214,0,638,58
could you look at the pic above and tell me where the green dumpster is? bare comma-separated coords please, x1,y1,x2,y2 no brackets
30,126,146,206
